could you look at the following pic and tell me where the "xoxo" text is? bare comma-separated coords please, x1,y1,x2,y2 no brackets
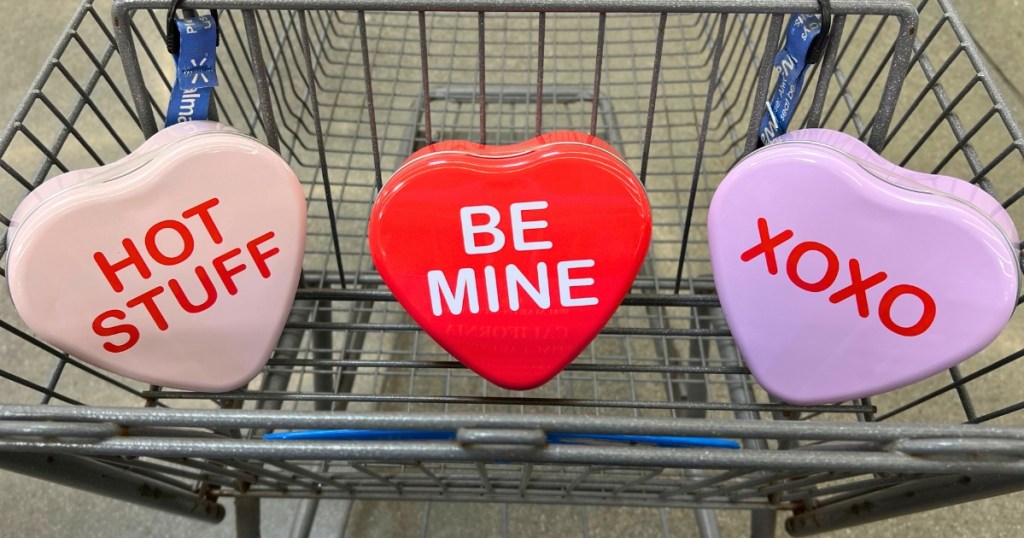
740,217,936,337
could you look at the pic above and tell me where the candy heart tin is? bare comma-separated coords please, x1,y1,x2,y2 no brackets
6,121,306,392
709,129,1019,404
368,131,652,390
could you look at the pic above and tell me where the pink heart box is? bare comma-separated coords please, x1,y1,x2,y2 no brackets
6,121,306,392
709,129,1020,405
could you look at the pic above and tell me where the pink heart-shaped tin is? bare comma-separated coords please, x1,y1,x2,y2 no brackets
6,121,306,391
709,129,1019,404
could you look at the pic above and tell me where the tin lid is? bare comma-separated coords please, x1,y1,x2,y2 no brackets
370,131,652,390
709,128,1019,404
7,121,239,248
774,128,1018,247
6,121,307,392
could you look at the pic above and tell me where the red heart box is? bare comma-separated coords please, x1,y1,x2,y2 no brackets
368,132,652,390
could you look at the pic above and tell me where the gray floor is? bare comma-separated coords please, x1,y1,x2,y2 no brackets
2,1,1024,537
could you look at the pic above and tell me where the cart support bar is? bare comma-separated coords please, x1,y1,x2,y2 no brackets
785,473,1024,536
0,452,225,524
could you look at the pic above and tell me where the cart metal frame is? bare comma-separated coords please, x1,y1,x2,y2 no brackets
2,1,1024,536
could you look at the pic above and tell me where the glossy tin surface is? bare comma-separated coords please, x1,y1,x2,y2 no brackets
708,129,1019,404
6,121,307,392
369,131,652,390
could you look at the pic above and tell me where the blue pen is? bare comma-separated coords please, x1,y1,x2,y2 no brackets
264,429,740,449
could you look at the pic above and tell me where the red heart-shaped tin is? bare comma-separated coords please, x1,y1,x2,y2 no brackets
368,132,652,389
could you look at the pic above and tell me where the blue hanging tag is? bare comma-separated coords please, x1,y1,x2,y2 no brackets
758,14,822,145
165,15,219,127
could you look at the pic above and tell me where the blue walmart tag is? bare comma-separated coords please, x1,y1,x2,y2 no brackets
758,14,821,145
165,15,219,127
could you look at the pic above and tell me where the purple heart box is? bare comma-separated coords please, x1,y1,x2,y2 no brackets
709,129,1020,405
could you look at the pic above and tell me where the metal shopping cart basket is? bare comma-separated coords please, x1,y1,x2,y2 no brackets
2,0,1024,536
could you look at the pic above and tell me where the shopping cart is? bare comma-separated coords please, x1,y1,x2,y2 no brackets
2,0,1024,536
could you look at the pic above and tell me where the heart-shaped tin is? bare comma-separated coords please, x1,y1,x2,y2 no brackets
368,131,652,390
709,129,1019,404
6,121,306,392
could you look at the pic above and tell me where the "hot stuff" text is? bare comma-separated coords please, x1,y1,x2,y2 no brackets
91,197,280,352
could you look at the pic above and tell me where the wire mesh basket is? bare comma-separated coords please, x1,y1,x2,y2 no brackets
2,0,1024,536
